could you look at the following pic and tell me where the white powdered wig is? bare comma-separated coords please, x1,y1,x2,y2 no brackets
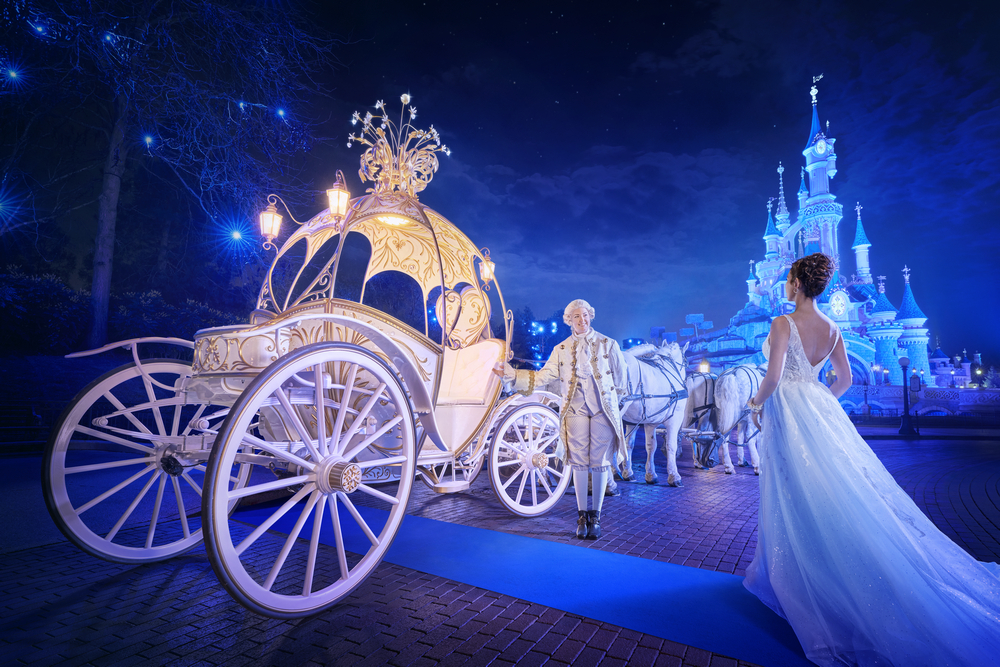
563,299,595,325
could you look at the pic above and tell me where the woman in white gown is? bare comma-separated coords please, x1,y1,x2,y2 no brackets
744,253,1000,667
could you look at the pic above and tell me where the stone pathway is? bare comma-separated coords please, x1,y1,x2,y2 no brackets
3,433,998,666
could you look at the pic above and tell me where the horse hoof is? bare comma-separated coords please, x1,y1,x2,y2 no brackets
668,478,683,488
645,475,657,485
725,469,734,475
755,470,760,476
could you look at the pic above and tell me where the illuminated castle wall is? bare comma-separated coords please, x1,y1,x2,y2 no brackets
680,85,933,387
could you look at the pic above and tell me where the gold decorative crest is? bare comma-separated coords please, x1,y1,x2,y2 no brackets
348,94,451,197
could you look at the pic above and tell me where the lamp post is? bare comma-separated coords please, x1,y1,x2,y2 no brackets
862,363,872,415
898,356,917,436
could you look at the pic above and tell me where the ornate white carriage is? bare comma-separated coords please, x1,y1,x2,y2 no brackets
42,97,568,618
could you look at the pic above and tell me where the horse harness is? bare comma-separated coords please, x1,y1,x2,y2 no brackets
685,371,717,430
620,353,688,424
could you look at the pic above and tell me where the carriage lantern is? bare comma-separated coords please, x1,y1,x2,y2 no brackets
699,359,710,373
326,169,351,226
258,201,282,247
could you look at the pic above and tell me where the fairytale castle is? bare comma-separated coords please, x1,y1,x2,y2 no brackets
676,82,938,389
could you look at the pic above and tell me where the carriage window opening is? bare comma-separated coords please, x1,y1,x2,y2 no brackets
363,271,426,334
289,234,340,307
268,238,308,312
333,232,372,303
426,286,444,343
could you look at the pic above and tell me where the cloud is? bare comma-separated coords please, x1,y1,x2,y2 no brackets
631,29,761,78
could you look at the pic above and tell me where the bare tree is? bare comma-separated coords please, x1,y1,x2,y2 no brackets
2,0,338,345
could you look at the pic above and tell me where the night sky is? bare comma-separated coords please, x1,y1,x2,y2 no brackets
311,0,1000,361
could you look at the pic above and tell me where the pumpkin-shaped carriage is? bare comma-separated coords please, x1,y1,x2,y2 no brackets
42,98,568,618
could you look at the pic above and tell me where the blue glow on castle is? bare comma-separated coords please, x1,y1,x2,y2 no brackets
679,83,936,390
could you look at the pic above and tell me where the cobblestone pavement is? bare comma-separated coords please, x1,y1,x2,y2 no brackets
3,433,998,666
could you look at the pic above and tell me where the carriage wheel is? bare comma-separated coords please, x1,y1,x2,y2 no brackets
203,343,416,618
489,403,570,517
42,360,246,563
418,454,484,491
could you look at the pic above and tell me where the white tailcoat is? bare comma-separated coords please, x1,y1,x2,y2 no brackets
507,331,629,474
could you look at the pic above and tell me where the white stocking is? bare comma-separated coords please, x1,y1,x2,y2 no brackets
573,470,589,510
592,470,608,513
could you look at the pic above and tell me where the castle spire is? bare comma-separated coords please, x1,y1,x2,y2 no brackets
806,74,823,150
897,267,927,323
851,203,873,284
776,163,789,217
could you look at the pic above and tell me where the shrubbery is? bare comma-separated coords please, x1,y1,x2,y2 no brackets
1,268,244,355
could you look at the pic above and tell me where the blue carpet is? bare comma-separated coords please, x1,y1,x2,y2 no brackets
236,504,811,667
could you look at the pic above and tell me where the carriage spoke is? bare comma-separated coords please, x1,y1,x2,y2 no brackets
537,470,554,497
536,431,558,449
104,390,154,436
73,425,155,454
263,492,320,592
501,464,525,491
339,493,379,547
228,474,312,500
182,404,208,436
64,456,156,474
357,455,406,469
333,382,386,456
143,375,168,438
496,458,521,468
303,495,327,597
275,388,322,463
171,476,190,539
145,473,167,549
104,470,159,541
239,433,316,471
328,495,350,579
531,470,538,506
514,466,529,504
314,365,329,458
544,465,565,480
355,483,400,506
182,471,203,497
76,464,156,515
235,485,313,556
342,415,403,463
329,363,358,457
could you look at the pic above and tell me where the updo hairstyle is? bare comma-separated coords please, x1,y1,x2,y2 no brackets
563,298,595,325
790,253,834,299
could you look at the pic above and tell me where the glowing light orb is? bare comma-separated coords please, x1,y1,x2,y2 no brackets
232,231,242,240
276,108,286,117
144,135,153,145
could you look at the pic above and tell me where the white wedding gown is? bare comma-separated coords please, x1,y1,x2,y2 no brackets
744,315,1000,667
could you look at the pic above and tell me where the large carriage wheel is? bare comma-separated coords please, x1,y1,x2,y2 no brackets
203,343,416,618
42,359,246,563
489,403,570,517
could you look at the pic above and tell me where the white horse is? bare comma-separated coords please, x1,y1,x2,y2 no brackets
678,371,718,470
619,341,689,487
709,364,763,475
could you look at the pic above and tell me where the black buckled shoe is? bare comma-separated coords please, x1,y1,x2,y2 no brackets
587,510,601,540
576,510,589,539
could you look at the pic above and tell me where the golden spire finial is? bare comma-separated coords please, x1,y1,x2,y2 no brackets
347,94,451,197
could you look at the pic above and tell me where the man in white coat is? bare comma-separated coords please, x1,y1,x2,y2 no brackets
498,299,628,539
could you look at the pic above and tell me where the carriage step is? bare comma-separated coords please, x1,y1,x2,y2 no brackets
431,480,471,494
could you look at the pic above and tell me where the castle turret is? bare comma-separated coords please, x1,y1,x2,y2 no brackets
896,266,930,381
763,200,780,259
746,261,760,306
868,275,904,384
799,79,843,264
851,202,872,284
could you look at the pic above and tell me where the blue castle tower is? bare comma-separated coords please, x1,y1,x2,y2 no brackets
676,80,934,392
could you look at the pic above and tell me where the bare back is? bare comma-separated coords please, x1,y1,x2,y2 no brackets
787,311,840,367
